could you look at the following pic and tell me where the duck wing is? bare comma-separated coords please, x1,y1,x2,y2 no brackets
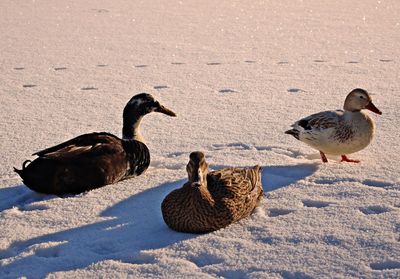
295,110,343,131
209,166,262,199
33,132,123,160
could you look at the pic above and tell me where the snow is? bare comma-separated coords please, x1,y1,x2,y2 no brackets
1,0,400,278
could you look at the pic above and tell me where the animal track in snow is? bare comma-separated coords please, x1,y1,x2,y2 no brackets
81,87,98,91
206,62,221,65
268,208,295,217
23,84,36,88
96,64,108,67
88,239,120,255
189,253,224,268
287,88,306,93
134,65,148,68
14,67,25,70
171,62,185,65
370,260,400,270
244,60,256,63
212,142,252,151
346,61,359,64
219,89,236,93
314,177,396,190
359,205,391,215
313,59,327,63
277,61,289,64
302,200,331,208
379,59,393,62
323,235,342,246
254,145,306,159
35,246,61,258
154,85,168,90
363,179,395,188
54,67,67,71
19,204,49,212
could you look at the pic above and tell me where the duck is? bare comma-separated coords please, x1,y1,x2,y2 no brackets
14,93,176,195
285,88,382,163
161,151,264,233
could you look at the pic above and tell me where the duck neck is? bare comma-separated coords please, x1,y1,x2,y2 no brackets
190,183,213,202
122,114,145,142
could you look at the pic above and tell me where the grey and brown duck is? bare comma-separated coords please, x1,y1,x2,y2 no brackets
14,93,176,195
161,151,264,233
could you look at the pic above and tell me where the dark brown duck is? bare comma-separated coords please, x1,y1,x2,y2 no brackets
161,151,264,233
14,93,176,195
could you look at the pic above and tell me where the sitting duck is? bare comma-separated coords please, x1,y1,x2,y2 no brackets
285,88,382,163
14,93,176,195
161,152,264,233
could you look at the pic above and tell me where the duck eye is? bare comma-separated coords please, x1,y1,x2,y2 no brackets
359,95,364,99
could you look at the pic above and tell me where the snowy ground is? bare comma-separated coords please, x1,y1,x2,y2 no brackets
1,0,400,278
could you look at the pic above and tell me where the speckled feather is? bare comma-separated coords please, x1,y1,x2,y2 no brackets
161,166,263,233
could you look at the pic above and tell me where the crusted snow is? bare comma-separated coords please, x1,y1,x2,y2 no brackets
1,0,399,278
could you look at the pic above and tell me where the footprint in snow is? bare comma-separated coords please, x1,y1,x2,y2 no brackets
359,205,391,215
23,84,37,88
81,87,98,91
96,64,108,67
54,67,67,71
302,200,332,208
35,245,62,258
14,67,25,70
268,208,295,217
154,85,168,90
313,59,327,63
287,88,306,93
19,204,49,212
346,61,360,64
370,260,400,271
219,89,236,93
189,253,224,268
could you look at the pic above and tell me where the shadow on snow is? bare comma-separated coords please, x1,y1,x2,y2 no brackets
0,163,317,278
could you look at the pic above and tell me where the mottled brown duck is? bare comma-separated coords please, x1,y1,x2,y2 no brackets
14,93,176,195
285,88,382,163
161,151,264,233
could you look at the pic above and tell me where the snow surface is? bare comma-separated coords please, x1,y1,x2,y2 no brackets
1,0,400,278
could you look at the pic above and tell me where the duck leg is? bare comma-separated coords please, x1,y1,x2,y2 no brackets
341,155,360,163
319,151,328,163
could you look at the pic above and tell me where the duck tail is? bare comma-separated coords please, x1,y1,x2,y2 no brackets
285,129,300,140
14,160,32,177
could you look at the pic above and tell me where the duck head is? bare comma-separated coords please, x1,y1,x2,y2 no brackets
344,88,382,115
122,93,176,141
186,151,209,188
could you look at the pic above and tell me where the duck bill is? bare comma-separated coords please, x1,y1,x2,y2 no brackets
156,105,177,117
366,102,382,115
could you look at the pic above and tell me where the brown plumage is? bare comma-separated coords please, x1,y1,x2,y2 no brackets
14,93,176,195
161,152,264,233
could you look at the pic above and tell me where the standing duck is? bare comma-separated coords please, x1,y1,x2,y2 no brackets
14,93,176,195
285,88,382,163
161,152,264,233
